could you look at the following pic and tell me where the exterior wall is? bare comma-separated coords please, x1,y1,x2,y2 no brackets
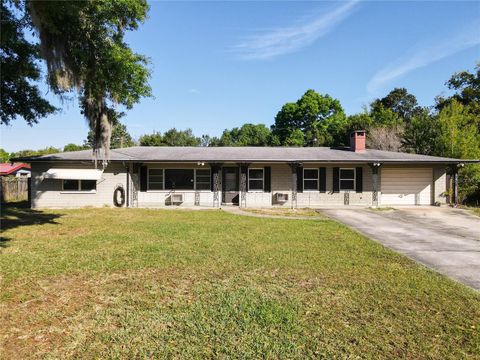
31,162,127,208
245,163,373,208
30,161,445,208
136,163,214,207
433,165,447,204
137,162,375,208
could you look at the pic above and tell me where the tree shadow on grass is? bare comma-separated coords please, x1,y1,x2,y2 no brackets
1,201,63,248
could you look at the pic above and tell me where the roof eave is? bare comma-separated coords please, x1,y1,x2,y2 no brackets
18,158,477,164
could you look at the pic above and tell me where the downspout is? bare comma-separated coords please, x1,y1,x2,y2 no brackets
126,163,130,208
122,162,130,208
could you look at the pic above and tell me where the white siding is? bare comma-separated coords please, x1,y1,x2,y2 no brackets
380,167,432,205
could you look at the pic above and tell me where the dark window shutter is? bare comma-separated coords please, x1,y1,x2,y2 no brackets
356,167,363,193
140,166,148,192
264,167,271,192
333,167,339,193
319,167,326,193
296,166,303,193
222,167,226,192
210,167,215,191
235,167,239,192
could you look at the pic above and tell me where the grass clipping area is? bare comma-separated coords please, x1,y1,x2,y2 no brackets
1,207,479,359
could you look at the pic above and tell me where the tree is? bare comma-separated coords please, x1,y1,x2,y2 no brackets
437,63,480,116
0,1,56,125
139,132,163,146
23,0,152,155
85,122,134,149
371,88,421,122
271,90,347,146
402,110,439,155
63,143,90,152
162,128,200,146
435,100,480,203
345,111,373,135
0,148,10,163
435,100,480,159
200,134,219,147
366,127,403,152
10,146,61,159
284,129,304,147
217,124,272,146
138,129,200,146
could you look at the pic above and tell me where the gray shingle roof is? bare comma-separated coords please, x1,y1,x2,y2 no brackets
13,146,475,164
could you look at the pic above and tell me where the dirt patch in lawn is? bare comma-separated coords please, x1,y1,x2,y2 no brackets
242,207,325,218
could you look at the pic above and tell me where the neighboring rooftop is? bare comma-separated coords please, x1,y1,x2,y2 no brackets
12,147,474,164
0,163,31,175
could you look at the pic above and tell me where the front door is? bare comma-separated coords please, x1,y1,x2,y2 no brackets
222,167,239,205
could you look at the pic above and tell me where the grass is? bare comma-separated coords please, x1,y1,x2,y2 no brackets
466,206,480,217
369,207,396,212
1,206,479,359
242,207,324,218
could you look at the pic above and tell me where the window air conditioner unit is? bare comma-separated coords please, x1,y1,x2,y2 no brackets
275,193,288,203
169,193,184,205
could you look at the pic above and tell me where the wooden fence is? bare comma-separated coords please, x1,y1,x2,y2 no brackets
0,177,30,203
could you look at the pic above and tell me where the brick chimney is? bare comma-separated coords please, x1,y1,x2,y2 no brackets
350,130,366,152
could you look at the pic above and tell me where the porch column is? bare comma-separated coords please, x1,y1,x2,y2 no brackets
237,163,250,208
452,168,458,207
210,163,222,208
288,162,301,209
369,163,382,207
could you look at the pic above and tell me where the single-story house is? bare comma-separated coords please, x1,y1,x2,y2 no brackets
14,131,477,209
0,163,31,177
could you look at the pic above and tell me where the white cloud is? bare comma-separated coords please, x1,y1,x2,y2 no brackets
188,88,199,94
231,0,360,60
367,20,480,95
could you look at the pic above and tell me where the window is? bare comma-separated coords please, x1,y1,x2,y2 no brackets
148,169,164,190
340,168,355,191
304,169,319,190
148,168,211,191
81,180,97,191
195,169,211,190
165,169,194,190
62,180,96,192
248,168,264,191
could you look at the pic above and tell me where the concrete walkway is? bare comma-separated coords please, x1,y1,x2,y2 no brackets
323,207,480,291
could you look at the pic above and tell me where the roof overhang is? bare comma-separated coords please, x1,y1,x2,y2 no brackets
43,168,103,180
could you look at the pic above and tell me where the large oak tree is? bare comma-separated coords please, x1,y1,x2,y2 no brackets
3,0,152,161
0,2,56,125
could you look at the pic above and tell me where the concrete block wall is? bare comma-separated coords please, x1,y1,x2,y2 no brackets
433,165,447,204
136,163,214,207
30,161,445,208
269,163,373,208
31,162,127,208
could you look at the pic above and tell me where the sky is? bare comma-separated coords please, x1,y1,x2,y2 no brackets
2,0,480,152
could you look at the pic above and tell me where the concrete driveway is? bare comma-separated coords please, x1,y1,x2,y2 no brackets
323,207,480,291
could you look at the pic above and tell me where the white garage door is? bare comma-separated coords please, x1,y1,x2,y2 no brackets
381,168,432,205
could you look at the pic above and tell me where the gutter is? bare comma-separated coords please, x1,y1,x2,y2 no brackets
16,159,479,164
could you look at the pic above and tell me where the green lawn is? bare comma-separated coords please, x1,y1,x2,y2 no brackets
467,206,480,217
1,206,479,359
